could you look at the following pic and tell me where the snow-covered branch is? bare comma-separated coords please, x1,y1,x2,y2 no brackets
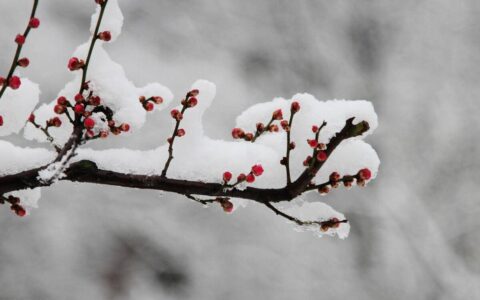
0,0,380,239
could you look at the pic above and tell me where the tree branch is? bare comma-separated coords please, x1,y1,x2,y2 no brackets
0,118,368,206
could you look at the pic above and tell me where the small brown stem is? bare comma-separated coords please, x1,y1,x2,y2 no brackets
161,94,191,178
284,111,296,185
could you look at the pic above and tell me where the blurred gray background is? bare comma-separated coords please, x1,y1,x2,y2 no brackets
1,0,480,299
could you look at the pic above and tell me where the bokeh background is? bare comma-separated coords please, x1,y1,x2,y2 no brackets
1,1,480,299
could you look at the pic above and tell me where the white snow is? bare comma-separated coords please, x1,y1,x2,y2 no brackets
0,78,40,136
0,141,54,176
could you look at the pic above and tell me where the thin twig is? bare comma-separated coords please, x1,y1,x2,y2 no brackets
284,111,296,185
0,0,40,100
264,201,348,227
29,121,61,152
161,93,192,178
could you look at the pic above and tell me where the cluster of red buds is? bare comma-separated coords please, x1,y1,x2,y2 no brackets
222,164,264,185
231,101,301,142
0,195,26,217
317,168,372,195
302,123,328,166
139,95,164,112
165,89,199,144
319,217,342,232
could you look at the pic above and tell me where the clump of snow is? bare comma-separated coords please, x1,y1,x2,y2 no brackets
24,0,173,145
0,78,40,136
77,80,379,188
0,141,54,176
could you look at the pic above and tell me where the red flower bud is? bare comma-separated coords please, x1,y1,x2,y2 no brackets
289,141,296,150
231,128,245,139
152,96,163,104
17,57,30,67
89,96,101,106
29,17,40,28
246,173,255,183
176,128,185,137
187,97,198,107
331,217,341,228
251,164,264,176
318,185,330,195
99,131,109,138
220,200,234,213
223,171,232,183
57,96,68,105
15,34,25,45
28,113,35,123
0,77,5,86
0,115,3,126
272,109,283,120
237,173,246,182
291,101,300,113
307,139,318,148
74,104,85,114
316,151,327,162
144,102,154,111
256,123,265,132
312,125,319,133
329,172,341,182
170,109,183,120
54,104,66,114
244,133,254,141
51,117,62,127
120,123,130,132
11,204,26,217
358,168,372,180
8,76,21,89
74,93,84,103
111,127,121,135
280,120,289,130
84,117,95,129
189,89,200,97
269,124,279,132
68,57,84,71
98,31,112,42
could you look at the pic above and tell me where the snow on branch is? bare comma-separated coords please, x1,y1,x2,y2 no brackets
0,0,380,239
